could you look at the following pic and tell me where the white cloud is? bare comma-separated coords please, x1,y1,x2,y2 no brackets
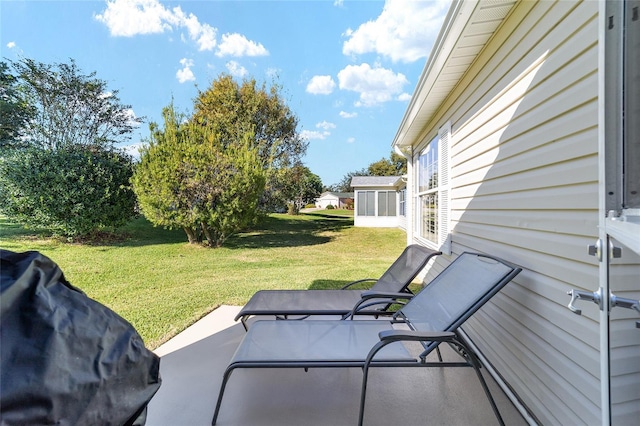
306,75,336,95
216,33,269,57
122,108,141,127
301,130,330,141
339,111,358,119
301,121,335,141
94,0,176,36
343,0,449,63
173,7,217,51
6,41,16,49
337,63,409,107
176,58,195,83
397,92,412,101
121,142,146,160
316,121,336,130
266,67,281,79
95,0,217,51
226,60,248,78
347,137,356,144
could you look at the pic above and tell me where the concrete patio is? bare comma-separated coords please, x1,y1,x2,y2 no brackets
146,306,531,426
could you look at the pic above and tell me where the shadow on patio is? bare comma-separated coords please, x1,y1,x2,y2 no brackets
146,306,529,426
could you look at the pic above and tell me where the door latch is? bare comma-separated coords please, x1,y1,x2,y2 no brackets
567,288,603,315
568,288,640,317
610,294,640,314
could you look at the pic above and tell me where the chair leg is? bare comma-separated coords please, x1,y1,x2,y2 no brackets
358,340,388,426
358,363,372,426
436,344,443,362
212,366,235,425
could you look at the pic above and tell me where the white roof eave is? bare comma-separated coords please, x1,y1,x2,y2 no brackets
392,0,517,151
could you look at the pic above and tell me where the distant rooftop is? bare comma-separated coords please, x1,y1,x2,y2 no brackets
350,175,404,188
318,191,354,198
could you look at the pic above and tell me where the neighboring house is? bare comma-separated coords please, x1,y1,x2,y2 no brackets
350,176,406,228
315,192,353,209
392,1,639,425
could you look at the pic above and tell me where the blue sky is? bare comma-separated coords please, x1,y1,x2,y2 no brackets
1,0,449,187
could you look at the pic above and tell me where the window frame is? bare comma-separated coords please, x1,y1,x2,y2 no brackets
356,189,398,217
413,123,451,254
356,190,375,216
377,191,397,217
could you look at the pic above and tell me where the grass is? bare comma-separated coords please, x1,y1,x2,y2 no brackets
304,208,354,218
0,212,406,349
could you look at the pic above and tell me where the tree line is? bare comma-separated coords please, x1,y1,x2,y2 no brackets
0,58,321,246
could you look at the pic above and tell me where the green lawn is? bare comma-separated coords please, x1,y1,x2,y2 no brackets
304,208,354,218
0,213,406,349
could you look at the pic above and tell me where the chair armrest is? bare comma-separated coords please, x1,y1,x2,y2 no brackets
341,278,377,289
378,330,456,343
359,291,414,301
345,291,415,319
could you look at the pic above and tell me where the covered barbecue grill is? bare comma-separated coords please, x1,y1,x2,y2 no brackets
0,249,161,425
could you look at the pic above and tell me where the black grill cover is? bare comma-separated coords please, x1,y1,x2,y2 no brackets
0,250,161,425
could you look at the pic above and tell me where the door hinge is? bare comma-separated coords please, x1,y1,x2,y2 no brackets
587,239,622,262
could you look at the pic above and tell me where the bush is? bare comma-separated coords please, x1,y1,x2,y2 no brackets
131,105,266,247
326,204,335,210
343,199,354,210
0,145,136,237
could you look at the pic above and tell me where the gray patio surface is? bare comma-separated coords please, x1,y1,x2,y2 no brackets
146,305,530,426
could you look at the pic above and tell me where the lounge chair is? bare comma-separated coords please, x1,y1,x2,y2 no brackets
213,252,522,426
235,244,441,329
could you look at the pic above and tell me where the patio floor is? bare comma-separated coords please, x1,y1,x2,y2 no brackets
145,305,530,426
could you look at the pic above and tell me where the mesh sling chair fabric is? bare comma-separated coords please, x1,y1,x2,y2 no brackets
212,252,522,426
235,244,441,329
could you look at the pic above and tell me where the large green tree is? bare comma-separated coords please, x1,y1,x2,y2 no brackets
368,151,407,176
0,62,34,150
0,58,138,238
7,58,141,149
192,74,307,211
132,104,266,247
280,165,323,214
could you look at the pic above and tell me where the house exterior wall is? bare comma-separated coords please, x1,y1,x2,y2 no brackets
316,194,338,209
408,1,604,424
316,193,353,209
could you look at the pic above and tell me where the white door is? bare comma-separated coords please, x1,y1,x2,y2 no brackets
599,1,640,423
600,0,640,425
570,2,640,424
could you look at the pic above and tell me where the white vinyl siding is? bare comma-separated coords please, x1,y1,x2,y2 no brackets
415,1,602,424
